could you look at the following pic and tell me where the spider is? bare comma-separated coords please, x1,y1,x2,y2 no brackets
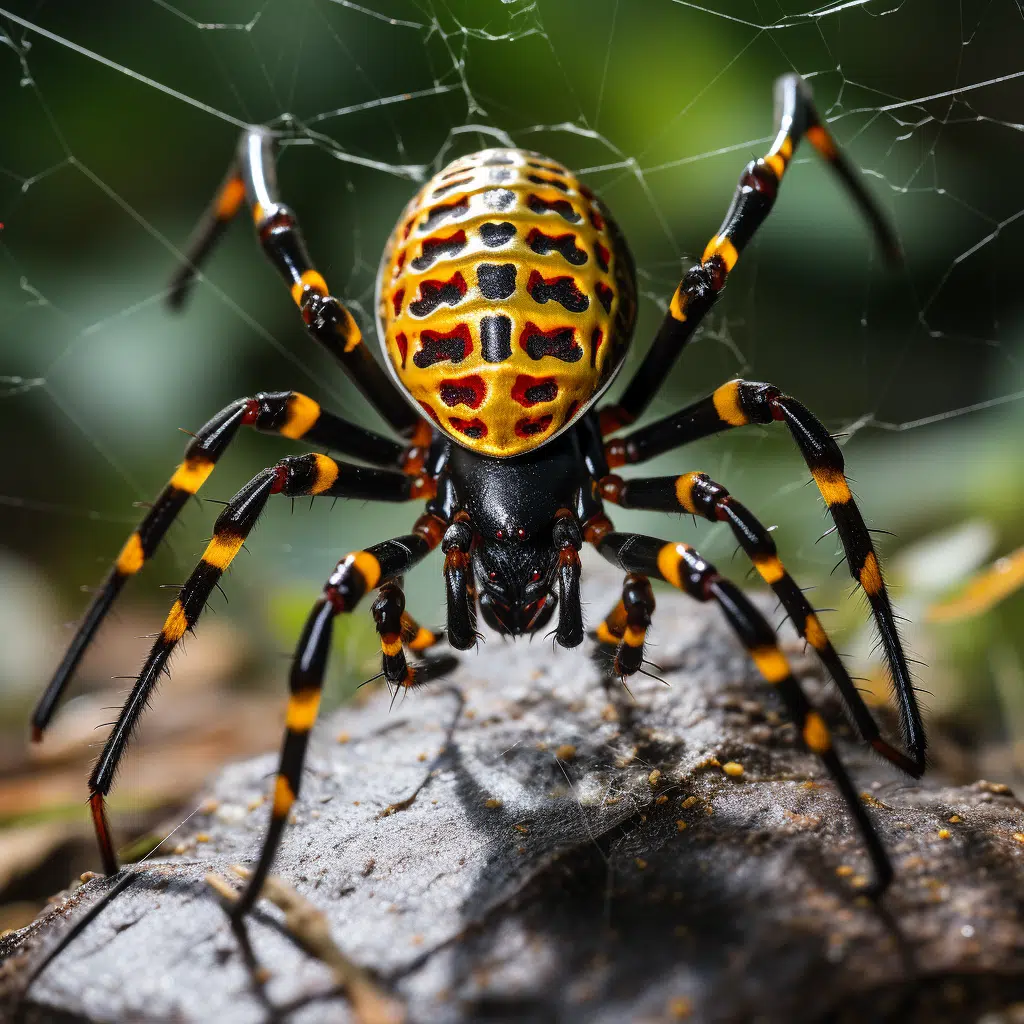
33,74,925,920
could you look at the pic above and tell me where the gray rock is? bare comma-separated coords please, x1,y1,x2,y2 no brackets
4,565,1024,1022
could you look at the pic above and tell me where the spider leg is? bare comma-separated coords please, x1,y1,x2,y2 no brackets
400,608,444,654
230,512,447,918
589,522,893,898
553,511,584,649
599,73,899,434
590,574,656,679
32,392,420,741
168,127,420,436
85,454,433,876
602,380,925,774
598,471,921,776
442,514,478,651
372,581,452,687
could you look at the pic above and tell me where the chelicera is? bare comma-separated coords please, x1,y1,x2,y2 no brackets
34,74,922,919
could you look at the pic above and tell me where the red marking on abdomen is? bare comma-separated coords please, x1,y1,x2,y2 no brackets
511,375,559,408
418,401,440,423
515,414,553,438
590,327,603,368
439,375,486,409
392,288,405,316
449,416,488,440
590,209,605,230
414,323,473,368
596,282,614,313
396,332,409,369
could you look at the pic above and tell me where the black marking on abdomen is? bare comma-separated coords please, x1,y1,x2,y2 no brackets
526,228,587,266
411,230,468,271
481,315,512,362
527,194,581,223
526,271,589,313
408,272,468,317
480,222,516,247
520,323,582,363
477,263,517,300
420,198,469,233
527,173,569,192
432,176,473,197
414,324,472,368
439,375,486,409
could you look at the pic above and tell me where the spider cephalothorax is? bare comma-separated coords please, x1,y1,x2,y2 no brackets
474,537,559,639
36,75,923,924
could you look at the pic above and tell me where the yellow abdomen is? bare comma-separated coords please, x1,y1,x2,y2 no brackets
375,148,636,457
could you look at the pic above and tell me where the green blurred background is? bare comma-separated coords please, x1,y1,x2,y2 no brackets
1,0,1023,915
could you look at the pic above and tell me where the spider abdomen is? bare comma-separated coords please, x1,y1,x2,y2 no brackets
376,148,637,457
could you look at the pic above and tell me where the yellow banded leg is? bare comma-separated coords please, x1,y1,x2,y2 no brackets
597,378,925,774
593,528,894,897
83,459,428,877
372,582,414,686
169,126,417,434
598,469,923,777
600,73,899,435
33,391,407,743
228,515,448,918
614,574,655,678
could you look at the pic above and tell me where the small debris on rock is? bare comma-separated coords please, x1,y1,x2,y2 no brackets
668,995,693,1019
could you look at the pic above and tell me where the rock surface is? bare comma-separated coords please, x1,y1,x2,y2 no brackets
3,563,1024,1023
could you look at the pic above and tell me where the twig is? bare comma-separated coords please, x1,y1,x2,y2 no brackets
206,867,405,1024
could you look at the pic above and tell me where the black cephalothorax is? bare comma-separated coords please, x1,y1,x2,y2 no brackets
434,425,598,647
35,75,922,925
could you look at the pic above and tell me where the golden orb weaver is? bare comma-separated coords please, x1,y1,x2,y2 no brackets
33,74,923,919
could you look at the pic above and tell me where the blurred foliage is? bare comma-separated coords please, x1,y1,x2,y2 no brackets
1,0,1023,791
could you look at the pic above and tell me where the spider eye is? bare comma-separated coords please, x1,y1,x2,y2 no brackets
488,571,497,581
495,529,504,540
516,527,526,539
531,570,541,581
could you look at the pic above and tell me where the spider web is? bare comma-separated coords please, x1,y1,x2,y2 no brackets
2,0,1023,716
